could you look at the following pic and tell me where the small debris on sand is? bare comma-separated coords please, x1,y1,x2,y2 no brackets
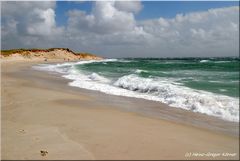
40,150,48,156
19,129,25,134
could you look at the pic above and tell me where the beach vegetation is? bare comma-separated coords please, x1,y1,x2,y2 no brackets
1,48,102,59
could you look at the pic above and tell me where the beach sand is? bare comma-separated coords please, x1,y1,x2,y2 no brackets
1,60,239,160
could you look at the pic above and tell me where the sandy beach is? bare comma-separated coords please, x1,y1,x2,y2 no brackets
1,60,239,160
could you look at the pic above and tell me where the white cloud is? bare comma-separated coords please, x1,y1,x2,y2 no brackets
27,8,62,36
2,1,63,36
139,6,239,57
65,1,151,52
1,1,64,49
67,1,137,34
1,2,239,58
115,0,143,14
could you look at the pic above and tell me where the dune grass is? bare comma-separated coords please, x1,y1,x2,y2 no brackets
1,48,100,58
1,48,74,56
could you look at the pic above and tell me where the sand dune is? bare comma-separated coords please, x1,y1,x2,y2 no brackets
1,48,102,62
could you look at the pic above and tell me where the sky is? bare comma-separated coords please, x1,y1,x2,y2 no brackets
1,1,239,58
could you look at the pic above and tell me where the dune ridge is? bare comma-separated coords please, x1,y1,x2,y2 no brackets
1,48,103,61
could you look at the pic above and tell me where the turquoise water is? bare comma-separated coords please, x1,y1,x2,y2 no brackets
34,57,239,122
76,57,239,98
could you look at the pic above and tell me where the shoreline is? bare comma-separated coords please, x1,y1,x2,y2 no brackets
31,60,239,136
1,60,239,160
33,58,239,123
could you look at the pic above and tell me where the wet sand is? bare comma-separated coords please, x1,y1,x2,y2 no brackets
1,60,239,160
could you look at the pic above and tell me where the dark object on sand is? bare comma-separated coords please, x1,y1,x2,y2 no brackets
40,150,48,156
44,58,48,61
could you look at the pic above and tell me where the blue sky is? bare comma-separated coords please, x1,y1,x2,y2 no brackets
137,1,239,19
55,1,239,26
2,1,239,57
55,1,93,26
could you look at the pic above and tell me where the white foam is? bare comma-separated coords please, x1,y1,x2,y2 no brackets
200,60,231,63
32,63,73,74
200,60,210,63
113,74,239,122
209,80,224,83
219,89,227,92
135,69,147,74
33,59,116,72
214,61,230,63
88,73,111,83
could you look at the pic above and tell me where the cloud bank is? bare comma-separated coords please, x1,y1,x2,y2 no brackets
1,1,239,58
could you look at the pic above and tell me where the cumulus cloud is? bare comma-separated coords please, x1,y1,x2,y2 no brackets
1,1,239,58
26,8,62,36
65,1,150,52
1,1,63,49
139,6,239,57
67,1,137,34
2,1,60,36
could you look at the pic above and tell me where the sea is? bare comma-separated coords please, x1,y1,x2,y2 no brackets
33,57,239,122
